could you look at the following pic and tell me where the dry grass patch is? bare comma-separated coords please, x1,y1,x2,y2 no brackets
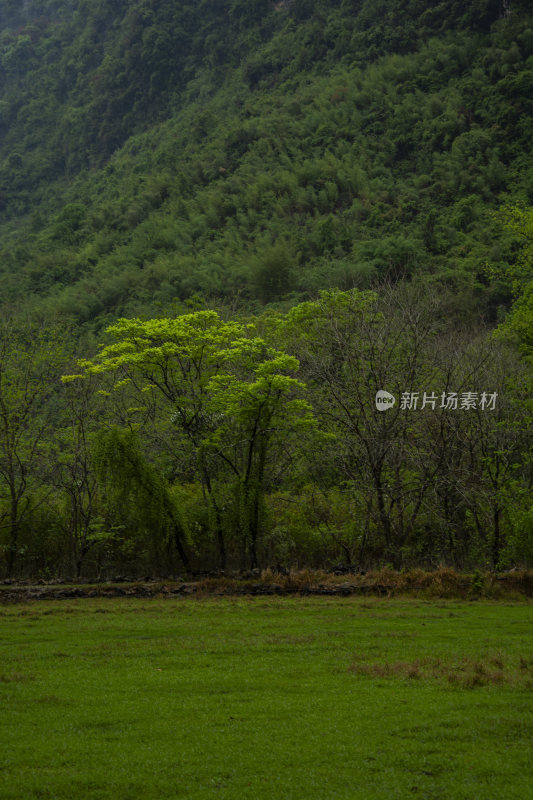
265,634,316,645
348,653,533,689
194,568,533,598
0,672,34,683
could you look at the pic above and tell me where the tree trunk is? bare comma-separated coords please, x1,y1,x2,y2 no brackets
202,469,226,570
6,490,19,578
492,505,501,568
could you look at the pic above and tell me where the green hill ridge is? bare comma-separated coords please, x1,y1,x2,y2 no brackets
1,0,532,325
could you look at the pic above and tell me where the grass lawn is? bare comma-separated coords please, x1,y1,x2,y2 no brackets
0,596,531,799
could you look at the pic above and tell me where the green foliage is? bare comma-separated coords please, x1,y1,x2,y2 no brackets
498,482,533,567
264,483,367,568
276,285,532,569
93,426,190,571
0,3,532,576
493,205,533,359
70,309,314,569
0,319,68,575
0,283,528,575
0,2,533,320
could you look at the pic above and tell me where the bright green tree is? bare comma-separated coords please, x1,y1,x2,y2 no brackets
64,310,314,569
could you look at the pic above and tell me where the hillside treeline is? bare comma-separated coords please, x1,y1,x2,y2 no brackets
0,282,531,580
1,1,533,324
0,2,532,577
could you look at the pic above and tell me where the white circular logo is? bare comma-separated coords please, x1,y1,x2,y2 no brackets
375,390,396,411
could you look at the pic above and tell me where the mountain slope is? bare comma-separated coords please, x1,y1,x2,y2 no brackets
0,0,532,325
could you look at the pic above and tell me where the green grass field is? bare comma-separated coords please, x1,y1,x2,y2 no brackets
0,597,531,799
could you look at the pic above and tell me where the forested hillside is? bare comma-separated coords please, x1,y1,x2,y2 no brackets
0,0,531,579
1,0,533,323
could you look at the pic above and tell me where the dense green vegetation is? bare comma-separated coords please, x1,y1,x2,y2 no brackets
0,282,529,578
0,1,531,578
0,596,531,799
1,0,533,320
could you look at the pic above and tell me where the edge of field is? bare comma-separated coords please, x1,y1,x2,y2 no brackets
0,568,531,602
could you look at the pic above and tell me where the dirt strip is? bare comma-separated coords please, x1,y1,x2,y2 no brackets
0,572,531,602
